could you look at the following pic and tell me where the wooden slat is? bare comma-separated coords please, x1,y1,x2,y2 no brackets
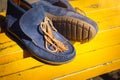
70,1,120,30
58,58,120,80
0,43,120,80
0,33,24,64
0,57,44,77
72,27,120,55
0,27,120,65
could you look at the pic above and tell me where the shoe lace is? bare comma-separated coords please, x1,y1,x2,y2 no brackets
75,7,86,16
39,17,68,53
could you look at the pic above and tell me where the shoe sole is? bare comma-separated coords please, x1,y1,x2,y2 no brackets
6,28,75,65
47,13,97,43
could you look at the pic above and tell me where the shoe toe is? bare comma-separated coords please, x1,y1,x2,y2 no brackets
20,5,75,64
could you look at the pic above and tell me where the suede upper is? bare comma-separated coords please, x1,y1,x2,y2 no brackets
31,0,98,32
6,0,76,63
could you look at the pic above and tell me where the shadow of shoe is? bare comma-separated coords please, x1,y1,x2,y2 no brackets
5,30,59,65
0,15,6,33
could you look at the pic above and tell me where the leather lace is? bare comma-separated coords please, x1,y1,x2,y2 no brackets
39,17,68,53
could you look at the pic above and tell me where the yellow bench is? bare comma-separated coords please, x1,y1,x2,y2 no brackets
0,0,120,80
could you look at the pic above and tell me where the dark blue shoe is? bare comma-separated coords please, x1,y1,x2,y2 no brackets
6,0,75,64
29,0,98,43
44,0,75,11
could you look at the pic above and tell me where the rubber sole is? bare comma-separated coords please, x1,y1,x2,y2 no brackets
6,28,75,65
47,13,97,43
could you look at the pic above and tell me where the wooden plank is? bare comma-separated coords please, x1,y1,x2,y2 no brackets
70,1,120,30
0,33,26,64
0,44,120,80
0,26,120,65
0,57,44,77
0,12,6,16
70,0,120,11
87,7,120,30
57,58,120,80
73,27,120,54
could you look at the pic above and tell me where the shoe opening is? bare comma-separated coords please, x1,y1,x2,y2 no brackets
53,1,68,8
13,0,31,10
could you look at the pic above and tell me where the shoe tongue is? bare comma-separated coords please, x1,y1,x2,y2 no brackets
44,0,60,4
20,5,46,40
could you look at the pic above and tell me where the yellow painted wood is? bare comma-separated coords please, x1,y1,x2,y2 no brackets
0,0,120,80
0,44,120,80
0,57,43,77
70,0,120,31
59,58,120,80
72,0,120,7
0,12,6,17
0,28,120,79
0,26,120,65
73,27,120,54
0,33,24,64
70,0,120,12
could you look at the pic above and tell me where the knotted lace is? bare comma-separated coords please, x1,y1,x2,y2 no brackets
39,17,68,53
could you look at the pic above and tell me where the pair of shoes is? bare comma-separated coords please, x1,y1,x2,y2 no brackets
30,0,98,42
6,0,98,64
6,0,75,64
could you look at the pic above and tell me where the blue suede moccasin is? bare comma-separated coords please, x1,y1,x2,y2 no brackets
6,0,75,64
28,0,98,43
